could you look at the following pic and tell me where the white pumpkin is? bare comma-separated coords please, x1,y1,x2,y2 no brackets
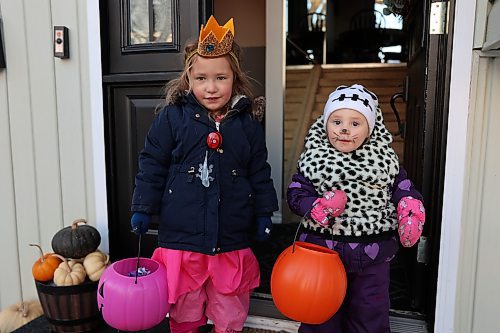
53,254,87,286
83,250,110,281
0,300,43,333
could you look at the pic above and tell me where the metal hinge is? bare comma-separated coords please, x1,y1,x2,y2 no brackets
429,2,449,35
417,236,431,264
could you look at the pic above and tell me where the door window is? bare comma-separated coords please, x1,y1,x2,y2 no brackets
124,0,175,52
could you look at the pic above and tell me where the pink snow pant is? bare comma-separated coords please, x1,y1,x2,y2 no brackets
169,278,251,333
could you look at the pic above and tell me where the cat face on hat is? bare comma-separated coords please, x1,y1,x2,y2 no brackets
323,84,378,135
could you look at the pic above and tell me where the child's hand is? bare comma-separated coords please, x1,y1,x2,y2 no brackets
310,190,347,227
397,196,425,247
255,216,273,241
131,212,152,234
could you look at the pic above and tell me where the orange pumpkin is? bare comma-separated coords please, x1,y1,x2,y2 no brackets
270,241,347,324
30,244,62,282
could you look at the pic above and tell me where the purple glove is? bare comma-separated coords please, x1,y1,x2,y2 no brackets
310,190,347,227
397,196,425,247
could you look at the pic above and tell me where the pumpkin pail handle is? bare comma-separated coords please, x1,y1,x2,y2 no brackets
292,204,316,253
291,220,303,253
292,203,336,253
134,234,142,284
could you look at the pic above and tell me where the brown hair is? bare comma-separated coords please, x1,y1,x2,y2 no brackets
163,40,255,107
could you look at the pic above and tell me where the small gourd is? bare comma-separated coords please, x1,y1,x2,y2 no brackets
0,300,43,333
29,244,62,282
83,251,110,281
53,254,87,286
51,219,101,259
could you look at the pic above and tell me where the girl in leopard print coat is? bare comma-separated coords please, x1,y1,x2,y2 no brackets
287,84,425,333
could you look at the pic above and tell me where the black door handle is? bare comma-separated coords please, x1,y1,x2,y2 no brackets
390,92,405,139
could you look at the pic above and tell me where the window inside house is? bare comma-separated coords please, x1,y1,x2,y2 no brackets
307,0,327,31
375,1,403,63
286,0,406,65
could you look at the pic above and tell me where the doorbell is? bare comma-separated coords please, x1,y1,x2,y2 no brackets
54,26,69,59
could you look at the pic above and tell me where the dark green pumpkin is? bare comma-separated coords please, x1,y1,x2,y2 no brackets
51,219,101,259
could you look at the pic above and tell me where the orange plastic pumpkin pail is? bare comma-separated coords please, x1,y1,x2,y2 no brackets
270,241,347,324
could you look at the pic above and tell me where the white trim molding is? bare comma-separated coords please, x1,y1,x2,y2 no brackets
434,0,477,332
265,0,285,222
455,50,500,332
86,0,109,252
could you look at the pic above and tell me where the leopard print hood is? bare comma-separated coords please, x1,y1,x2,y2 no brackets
297,106,399,237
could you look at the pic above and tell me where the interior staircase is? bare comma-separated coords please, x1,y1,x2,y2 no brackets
284,63,408,222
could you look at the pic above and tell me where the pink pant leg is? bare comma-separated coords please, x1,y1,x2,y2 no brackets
169,287,208,333
169,317,207,333
205,279,251,332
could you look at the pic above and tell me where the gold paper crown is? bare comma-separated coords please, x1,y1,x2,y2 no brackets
198,15,235,57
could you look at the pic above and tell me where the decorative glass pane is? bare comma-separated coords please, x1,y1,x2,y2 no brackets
129,0,172,45
152,0,172,43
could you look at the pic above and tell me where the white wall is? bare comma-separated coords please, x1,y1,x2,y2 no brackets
438,0,500,331
0,0,105,309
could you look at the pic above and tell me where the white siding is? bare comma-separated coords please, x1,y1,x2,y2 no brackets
0,0,103,309
473,0,490,49
0,4,22,308
456,51,500,332
471,55,500,331
483,1,500,50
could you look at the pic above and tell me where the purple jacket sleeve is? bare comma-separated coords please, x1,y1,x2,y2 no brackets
391,166,424,205
286,172,319,218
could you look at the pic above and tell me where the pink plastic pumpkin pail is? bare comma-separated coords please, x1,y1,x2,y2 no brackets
97,257,169,331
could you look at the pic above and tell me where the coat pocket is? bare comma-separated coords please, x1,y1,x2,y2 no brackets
161,168,206,234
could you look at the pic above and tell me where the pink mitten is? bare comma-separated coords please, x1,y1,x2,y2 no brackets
310,190,348,227
397,196,425,247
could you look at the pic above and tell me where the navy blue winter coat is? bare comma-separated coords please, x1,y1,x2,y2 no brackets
131,93,279,255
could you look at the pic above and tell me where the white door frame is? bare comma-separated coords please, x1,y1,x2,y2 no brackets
86,0,109,253
265,0,286,221
86,1,474,330
434,0,476,332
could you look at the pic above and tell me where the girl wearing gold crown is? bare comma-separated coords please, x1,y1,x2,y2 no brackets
129,16,278,333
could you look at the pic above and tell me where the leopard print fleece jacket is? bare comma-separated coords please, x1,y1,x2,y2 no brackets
296,109,399,237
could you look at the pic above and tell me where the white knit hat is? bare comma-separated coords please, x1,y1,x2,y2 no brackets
323,84,379,135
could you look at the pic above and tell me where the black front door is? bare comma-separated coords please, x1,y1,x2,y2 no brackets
402,0,454,327
100,0,213,260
